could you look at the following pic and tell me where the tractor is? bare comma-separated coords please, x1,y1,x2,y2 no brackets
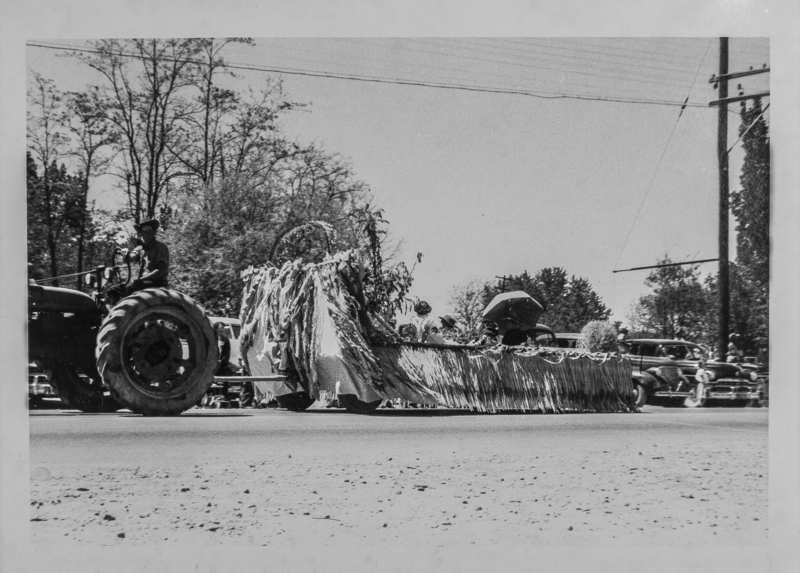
28,247,219,415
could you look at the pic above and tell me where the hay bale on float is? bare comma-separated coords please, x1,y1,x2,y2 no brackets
237,250,638,413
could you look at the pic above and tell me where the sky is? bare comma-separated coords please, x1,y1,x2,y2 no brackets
25,37,770,324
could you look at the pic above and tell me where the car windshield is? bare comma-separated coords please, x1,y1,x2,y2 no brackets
684,346,705,360
661,345,688,359
629,344,657,356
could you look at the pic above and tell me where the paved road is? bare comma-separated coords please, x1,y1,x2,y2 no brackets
28,404,768,555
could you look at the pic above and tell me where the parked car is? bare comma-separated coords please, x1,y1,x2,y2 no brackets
28,361,59,408
543,333,584,349
209,316,241,365
201,317,245,408
624,339,763,408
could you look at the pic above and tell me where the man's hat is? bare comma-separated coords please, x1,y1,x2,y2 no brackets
440,315,457,329
134,218,160,232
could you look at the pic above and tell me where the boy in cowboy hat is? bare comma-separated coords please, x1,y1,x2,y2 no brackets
130,218,170,291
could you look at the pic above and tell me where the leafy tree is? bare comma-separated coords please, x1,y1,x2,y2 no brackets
27,153,122,286
354,208,421,321
699,264,767,357
626,257,708,340
731,98,769,292
482,268,610,332
726,98,769,357
160,152,381,314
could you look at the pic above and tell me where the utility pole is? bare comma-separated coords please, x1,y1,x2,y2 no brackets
716,37,730,363
708,40,770,361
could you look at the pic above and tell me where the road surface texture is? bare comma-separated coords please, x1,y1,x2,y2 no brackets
29,404,767,552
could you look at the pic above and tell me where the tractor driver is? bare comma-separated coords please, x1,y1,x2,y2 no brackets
130,218,170,291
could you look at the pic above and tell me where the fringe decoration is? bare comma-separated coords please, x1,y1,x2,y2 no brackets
239,252,638,413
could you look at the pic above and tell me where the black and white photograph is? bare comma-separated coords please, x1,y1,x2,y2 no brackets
2,2,799,573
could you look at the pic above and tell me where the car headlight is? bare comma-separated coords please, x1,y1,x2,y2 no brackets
706,370,716,381
749,371,758,382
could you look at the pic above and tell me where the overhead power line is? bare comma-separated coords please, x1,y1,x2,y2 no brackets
727,103,770,154
613,258,719,273
228,39,705,103
613,39,713,272
27,41,711,110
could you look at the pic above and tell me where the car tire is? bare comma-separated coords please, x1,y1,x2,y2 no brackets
684,383,706,408
633,383,647,408
276,392,316,411
338,394,382,414
96,288,218,416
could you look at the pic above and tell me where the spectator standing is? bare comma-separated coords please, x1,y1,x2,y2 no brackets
616,327,630,354
727,333,744,363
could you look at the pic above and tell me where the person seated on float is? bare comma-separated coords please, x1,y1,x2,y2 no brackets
397,323,418,342
427,315,460,345
410,300,438,343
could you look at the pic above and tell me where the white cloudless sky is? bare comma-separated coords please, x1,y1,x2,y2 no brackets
26,37,770,324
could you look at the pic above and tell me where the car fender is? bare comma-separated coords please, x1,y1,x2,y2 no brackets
633,369,661,390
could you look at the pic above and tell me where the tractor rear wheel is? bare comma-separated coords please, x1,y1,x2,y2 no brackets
338,394,382,414
48,363,121,413
96,289,218,416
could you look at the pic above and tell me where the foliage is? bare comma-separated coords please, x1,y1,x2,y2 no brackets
727,98,769,356
61,88,119,285
626,257,708,341
578,321,618,353
731,98,769,292
481,268,611,332
66,38,304,224
699,264,767,356
351,208,421,321
160,162,392,315
447,279,489,342
27,154,122,288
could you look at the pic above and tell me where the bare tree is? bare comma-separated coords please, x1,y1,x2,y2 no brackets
447,278,489,341
61,88,118,288
73,39,205,222
27,73,72,283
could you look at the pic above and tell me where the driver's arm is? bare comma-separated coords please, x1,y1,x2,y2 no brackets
141,260,167,281
141,243,169,282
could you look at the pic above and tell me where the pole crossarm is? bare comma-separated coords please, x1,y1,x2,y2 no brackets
709,91,770,107
612,258,719,274
709,67,770,83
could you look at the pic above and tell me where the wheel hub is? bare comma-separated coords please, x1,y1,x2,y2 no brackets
130,320,184,381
